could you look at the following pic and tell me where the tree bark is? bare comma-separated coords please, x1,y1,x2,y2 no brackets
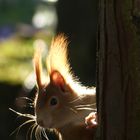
97,0,140,139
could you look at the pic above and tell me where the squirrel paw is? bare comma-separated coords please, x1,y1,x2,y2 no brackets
85,112,97,129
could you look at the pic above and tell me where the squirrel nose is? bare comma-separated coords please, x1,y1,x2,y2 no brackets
37,120,44,127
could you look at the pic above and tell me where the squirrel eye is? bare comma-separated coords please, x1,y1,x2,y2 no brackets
49,96,58,106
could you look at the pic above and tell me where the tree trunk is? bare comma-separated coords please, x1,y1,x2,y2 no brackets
97,0,140,139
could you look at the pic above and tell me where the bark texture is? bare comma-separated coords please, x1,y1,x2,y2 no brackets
97,0,140,139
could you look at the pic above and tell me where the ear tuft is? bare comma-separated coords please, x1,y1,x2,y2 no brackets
50,71,65,87
34,47,43,88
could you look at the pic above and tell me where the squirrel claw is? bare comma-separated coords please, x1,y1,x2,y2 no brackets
85,112,97,129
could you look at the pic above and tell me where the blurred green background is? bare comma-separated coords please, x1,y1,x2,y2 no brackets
0,0,97,139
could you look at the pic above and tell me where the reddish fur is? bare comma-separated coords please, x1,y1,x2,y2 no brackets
34,34,96,140
34,48,43,88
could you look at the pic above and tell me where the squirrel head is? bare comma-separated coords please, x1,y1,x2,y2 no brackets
34,35,79,129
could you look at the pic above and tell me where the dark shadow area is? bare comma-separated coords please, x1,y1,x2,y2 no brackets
0,0,98,139
56,0,98,86
0,83,21,140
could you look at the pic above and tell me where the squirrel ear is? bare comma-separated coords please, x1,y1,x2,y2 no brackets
34,48,43,88
50,71,65,88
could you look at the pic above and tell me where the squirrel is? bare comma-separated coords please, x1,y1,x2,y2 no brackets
34,34,97,140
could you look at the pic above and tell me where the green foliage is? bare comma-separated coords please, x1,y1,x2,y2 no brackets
0,0,36,25
0,38,34,84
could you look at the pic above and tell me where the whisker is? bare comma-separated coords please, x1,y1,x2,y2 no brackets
65,106,78,115
75,103,96,108
26,122,35,140
10,119,35,137
35,125,38,140
9,108,36,120
39,127,43,140
69,96,82,103
36,126,42,140
25,103,34,108
75,107,97,111
30,123,37,140
42,128,49,140
16,97,34,102
35,125,41,140
69,107,78,114
19,104,34,109
40,127,44,140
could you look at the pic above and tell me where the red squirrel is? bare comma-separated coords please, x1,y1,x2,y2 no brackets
34,34,97,140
